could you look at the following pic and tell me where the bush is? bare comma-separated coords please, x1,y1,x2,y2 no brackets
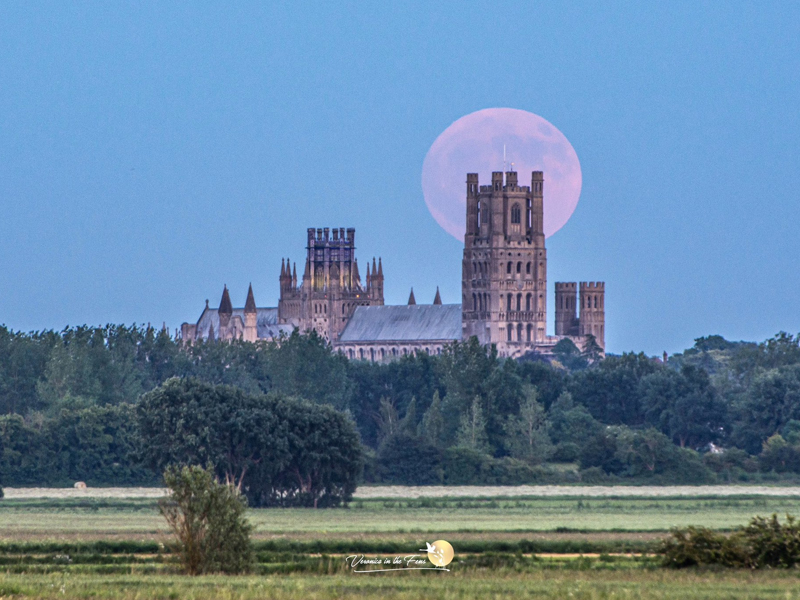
159,464,253,575
376,433,442,484
137,378,362,507
660,514,800,569
442,447,490,484
551,442,580,463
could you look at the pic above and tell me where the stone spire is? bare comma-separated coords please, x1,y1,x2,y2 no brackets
292,263,297,288
378,257,383,277
244,283,257,314
218,285,233,335
218,285,233,315
207,322,215,341
408,288,416,305
352,258,361,287
244,283,258,343
433,287,442,305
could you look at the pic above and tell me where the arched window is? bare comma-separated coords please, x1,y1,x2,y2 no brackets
370,348,375,361
507,295,512,311
516,293,522,311
479,294,483,311
526,262,531,274
516,261,521,273
527,324,533,342
517,323,523,341
507,261,512,274
381,348,385,359
507,325,513,342
472,293,477,311
511,203,521,224
594,296,598,309
526,293,532,311
359,349,364,359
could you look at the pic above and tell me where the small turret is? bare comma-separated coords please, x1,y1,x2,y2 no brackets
244,283,258,343
218,285,233,334
244,283,257,314
352,258,361,288
433,287,442,305
408,288,416,305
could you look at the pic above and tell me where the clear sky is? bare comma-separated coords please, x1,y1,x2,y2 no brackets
1,2,799,355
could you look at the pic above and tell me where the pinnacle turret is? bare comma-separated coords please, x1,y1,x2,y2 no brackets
408,288,416,305
244,283,257,314
218,285,233,315
433,287,442,305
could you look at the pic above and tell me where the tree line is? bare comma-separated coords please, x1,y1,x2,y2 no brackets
2,323,800,490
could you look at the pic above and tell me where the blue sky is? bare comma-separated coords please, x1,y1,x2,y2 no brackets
1,2,798,355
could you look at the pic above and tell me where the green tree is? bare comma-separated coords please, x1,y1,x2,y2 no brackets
547,391,602,446
504,386,553,464
375,397,399,445
731,365,800,454
552,338,588,371
137,378,362,508
639,365,727,448
419,391,445,448
377,432,442,484
456,396,489,452
570,352,660,425
160,464,253,575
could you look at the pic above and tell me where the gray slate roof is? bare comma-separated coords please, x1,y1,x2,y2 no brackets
338,304,462,343
195,307,294,340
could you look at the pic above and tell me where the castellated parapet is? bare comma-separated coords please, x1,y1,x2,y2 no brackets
278,225,383,342
555,282,579,336
579,281,605,348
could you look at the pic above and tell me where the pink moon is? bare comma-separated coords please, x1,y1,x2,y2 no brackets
421,108,582,240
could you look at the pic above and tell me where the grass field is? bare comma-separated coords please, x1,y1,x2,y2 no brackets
1,495,800,540
3,490,800,598
2,570,800,599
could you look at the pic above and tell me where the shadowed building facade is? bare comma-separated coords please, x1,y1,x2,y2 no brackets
181,170,605,359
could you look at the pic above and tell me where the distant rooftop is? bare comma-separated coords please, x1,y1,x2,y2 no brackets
338,304,462,343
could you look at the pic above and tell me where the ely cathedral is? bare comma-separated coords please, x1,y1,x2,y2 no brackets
181,170,605,359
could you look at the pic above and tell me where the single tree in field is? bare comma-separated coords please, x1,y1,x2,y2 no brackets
159,464,253,575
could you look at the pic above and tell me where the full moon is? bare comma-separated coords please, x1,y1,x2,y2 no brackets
421,108,582,241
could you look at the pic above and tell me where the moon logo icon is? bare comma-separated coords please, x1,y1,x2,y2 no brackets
421,108,582,241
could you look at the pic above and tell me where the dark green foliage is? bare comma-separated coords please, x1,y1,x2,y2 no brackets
4,323,800,487
639,365,727,448
660,514,800,569
0,406,154,486
137,378,362,507
376,433,442,484
580,426,716,483
659,526,747,568
441,447,563,485
731,365,800,454
569,352,660,426
551,338,589,371
758,434,800,473
160,464,253,575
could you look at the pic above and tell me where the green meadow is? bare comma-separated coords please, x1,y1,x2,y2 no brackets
2,495,800,539
2,492,800,598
